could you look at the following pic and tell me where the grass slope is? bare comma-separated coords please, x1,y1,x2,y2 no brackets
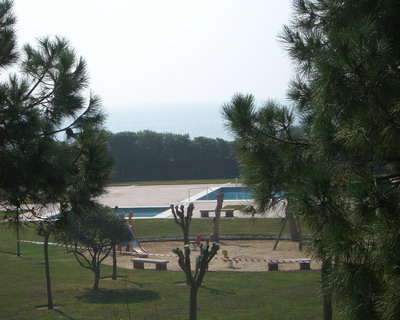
1,222,326,320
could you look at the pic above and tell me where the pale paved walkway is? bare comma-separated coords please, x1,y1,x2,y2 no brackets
97,183,254,219
13,183,282,221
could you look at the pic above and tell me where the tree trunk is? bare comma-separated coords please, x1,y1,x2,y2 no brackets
321,260,333,320
92,266,101,292
210,193,224,242
211,217,220,242
189,284,199,320
112,246,117,280
273,217,287,250
16,220,21,257
286,207,300,241
43,232,54,309
183,228,190,245
296,216,303,251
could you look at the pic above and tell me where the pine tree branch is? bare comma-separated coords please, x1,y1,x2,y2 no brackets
24,71,47,100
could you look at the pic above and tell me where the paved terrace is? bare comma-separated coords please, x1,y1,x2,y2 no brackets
97,183,254,219
9,183,284,221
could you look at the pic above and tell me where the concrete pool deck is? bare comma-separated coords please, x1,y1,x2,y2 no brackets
9,183,283,221
97,183,255,219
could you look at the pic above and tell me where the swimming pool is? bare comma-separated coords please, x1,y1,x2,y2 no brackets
195,187,285,201
196,187,253,200
115,206,170,218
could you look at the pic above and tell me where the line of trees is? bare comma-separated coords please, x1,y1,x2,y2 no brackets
108,131,239,182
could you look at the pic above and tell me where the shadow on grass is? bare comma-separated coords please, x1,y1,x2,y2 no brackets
77,287,160,304
54,309,76,320
0,250,19,255
200,285,236,296
174,281,235,296
36,305,76,320
100,277,144,288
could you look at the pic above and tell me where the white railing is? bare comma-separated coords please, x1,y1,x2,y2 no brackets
187,187,217,201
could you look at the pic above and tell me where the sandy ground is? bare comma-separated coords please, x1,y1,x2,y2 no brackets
103,240,320,272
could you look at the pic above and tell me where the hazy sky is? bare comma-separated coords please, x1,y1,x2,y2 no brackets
14,0,294,110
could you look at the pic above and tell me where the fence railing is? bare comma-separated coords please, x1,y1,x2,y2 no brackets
187,187,217,201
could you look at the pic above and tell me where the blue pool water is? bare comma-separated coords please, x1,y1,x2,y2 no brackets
197,187,253,200
115,207,169,218
196,187,285,201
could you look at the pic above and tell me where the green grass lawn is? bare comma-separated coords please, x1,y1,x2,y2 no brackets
1,222,327,320
134,217,310,239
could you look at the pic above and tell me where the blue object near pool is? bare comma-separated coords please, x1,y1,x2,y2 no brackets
115,207,169,218
195,187,285,201
196,187,253,200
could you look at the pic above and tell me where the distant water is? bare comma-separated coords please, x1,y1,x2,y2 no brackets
104,102,234,141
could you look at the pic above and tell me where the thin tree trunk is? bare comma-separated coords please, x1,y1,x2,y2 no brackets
16,221,21,257
211,217,220,242
273,217,287,250
211,193,224,242
296,216,303,251
43,232,54,309
189,285,199,320
183,228,190,245
112,246,117,280
286,208,300,241
321,260,333,320
92,266,101,292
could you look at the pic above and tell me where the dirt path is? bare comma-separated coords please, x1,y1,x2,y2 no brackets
103,240,320,272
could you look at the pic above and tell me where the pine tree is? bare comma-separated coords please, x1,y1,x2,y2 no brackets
0,0,113,238
223,1,400,318
0,0,113,309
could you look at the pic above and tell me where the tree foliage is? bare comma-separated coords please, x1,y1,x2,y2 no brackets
0,0,114,308
223,95,307,211
223,0,400,319
109,131,238,182
0,0,113,219
56,204,133,292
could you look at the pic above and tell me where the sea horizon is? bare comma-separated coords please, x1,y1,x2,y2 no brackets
104,102,234,141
